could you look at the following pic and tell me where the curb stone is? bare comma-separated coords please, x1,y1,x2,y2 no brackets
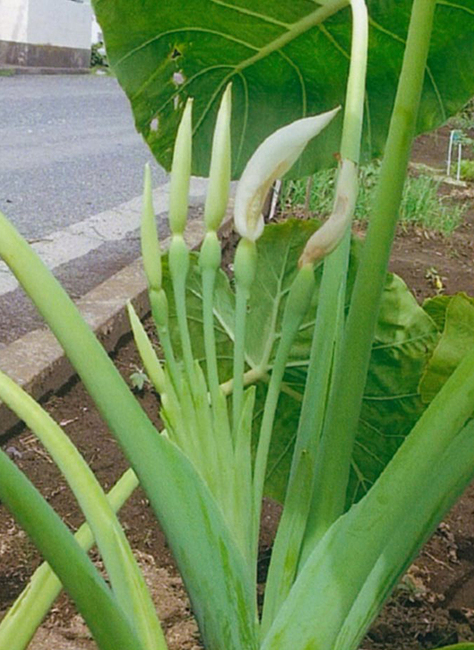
0,65,91,76
0,207,234,439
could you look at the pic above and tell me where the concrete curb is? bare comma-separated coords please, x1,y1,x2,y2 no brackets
0,210,233,438
0,65,91,76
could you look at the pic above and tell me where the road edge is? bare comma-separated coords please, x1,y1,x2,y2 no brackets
0,211,233,438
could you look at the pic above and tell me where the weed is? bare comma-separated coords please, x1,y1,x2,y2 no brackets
460,160,474,181
280,162,466,235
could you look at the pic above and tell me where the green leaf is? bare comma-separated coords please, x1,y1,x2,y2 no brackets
0,468,139,650
0,450,144,650
420,293,474,403
162,219,439,507
93,0,474,177
262,324,474,650
423,293,453,331
262,272,440,507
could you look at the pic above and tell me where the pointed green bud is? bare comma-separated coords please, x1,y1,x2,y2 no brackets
234,237,257,294
199,231,221,272
141,164,162,291
204,84,232,232
169,98,193,235
127,301,166,395
168,235,190,280
150,288,169,329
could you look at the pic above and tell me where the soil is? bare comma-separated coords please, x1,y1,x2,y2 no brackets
1,125,474,650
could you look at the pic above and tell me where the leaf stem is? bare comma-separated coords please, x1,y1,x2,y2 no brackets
169,235,196,383
200,232,223,407
262,0,367,628
302,0,438,556
252,264,315,559
232,238,257,434
0,468,139,650
0,450,144,650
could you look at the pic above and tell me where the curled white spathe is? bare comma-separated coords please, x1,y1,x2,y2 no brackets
234,106,341,241
299,158,358,266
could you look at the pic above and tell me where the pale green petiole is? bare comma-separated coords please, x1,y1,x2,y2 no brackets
262,0,368,629
199,232,223,405
149,286,181,389
128,301,166,394
169,234,195,381
0,468,139,650
0,370,166,650
232,238,257,434
302,0,438,551
252,264,316,560
0,450,144,650
140,162,180,388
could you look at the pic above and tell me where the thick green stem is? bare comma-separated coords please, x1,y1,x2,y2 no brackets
339,0,368,162
199,231,223,407
302,0,437,556
252,265,315,559
149,287,181,390
232,238,257,434
169,235,195,383
262,0,367,629
261,235,348,633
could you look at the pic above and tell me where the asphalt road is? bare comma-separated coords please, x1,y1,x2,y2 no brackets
0,74,206,347
0,74,166,238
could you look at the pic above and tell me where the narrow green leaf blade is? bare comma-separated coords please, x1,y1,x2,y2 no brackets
0,370,165,650
0,450,143,650
335,420,474,650
0,469,139,650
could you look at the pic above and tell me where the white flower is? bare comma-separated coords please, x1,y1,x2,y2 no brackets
299,158,358,266
234,107,341,241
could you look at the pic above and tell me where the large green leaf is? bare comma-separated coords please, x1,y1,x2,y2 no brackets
261,272,440,507
163,220,439,506
93,0,474,178
420,293,474,403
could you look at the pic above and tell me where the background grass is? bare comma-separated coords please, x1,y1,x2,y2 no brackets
279,162,467,236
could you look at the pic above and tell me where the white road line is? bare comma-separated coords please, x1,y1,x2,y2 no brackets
0,177,209,298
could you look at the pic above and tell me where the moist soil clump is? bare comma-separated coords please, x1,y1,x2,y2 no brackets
1,127,474,649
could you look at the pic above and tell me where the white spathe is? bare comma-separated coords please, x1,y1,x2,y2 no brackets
234,107,341,241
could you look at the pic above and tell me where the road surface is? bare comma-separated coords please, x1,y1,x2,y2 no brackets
0,74,206,347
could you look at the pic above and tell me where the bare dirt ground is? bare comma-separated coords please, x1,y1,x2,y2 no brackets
1,125,474,650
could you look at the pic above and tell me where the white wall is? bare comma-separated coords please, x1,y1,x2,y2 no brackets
91,12,102,43
28,0,92,49
0,0,28,43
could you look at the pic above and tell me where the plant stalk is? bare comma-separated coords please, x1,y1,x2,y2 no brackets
301,0,438,557
262,0,368,629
